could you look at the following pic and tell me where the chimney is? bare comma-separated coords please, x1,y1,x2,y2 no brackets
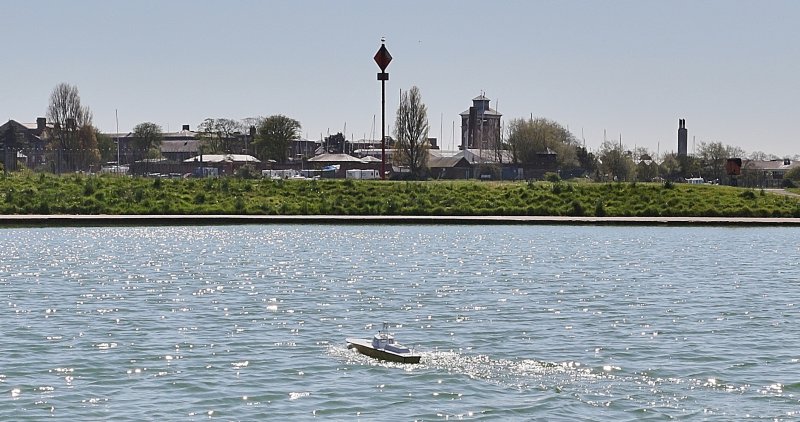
677,118,688,156
37,117,46,131
182,124,190,131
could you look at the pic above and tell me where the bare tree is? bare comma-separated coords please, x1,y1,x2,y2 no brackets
46,83,96,172
197,118,243,153
47,83,92,129
393,86,430,179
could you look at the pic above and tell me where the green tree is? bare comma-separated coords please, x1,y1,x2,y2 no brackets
393,86,430,179
696,141,731,182
598,140,634,181
131,122,163,162
96,129,116,164
659,153,682,181
324,132,346,154
575,145,597,176
254,115,301,163
785,166,800,182
506,117,578,171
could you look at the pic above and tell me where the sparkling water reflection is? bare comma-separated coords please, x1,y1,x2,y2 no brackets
1,225,799,420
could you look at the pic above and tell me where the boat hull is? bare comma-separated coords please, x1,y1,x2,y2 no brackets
346,338,421,364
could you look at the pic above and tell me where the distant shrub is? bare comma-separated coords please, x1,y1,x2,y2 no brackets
544,172,561,183
235,165,257,179
234,196,245,213
595,200,606,217
740,190,756,200
83,178,96,196
664,180,674,189
37,200,50,214
568,199,585,216
152,177,162,189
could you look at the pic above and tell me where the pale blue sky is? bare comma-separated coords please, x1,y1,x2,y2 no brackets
3,0,798,157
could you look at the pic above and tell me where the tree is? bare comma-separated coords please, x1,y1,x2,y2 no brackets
575,146,597,176
96,129,116,164
323,132,345,154
659,153,683,181
696,141,730,183
46,83,96,172
785,166,800,182
749,150,778,161
393,86,430,179
506,117,578,170
47,83,92,130
198,118,243,153
598,140,634,181
254,115,301,163
131,122,163,162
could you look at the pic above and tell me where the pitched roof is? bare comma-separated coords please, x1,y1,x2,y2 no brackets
459,108,502,117
183,154,260,163
160,139,200,153
307,153,365,163
744,159,798,171
428,154,470,168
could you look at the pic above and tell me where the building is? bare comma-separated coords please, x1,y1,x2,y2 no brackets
0,118,50,171
460,94,502,151
677,119,688,156
739,158,799,188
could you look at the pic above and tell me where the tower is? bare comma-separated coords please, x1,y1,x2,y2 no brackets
677,119,687,156
460,94,502,150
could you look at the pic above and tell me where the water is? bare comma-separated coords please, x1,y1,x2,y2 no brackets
1,225,799,420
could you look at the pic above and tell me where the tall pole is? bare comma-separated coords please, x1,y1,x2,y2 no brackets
115,109,120,168
381,76,385,178
374,38,392,180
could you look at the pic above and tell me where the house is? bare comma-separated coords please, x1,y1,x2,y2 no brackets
427,151,472,179
739,159,799,188
161,139,201,163
0,118,50,170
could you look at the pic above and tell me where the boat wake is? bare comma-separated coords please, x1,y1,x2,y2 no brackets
328,345,773,405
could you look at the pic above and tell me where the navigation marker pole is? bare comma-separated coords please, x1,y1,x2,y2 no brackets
374,38,392,180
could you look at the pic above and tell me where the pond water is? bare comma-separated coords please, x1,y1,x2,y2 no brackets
1,225,798,420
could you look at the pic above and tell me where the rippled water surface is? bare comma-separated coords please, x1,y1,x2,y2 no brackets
1,225,799,420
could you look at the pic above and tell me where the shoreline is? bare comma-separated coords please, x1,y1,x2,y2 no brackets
1,214,800,227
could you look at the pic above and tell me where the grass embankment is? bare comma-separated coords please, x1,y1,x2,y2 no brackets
1,173,799,217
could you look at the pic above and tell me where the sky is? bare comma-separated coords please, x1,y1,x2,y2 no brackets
2,0,798,158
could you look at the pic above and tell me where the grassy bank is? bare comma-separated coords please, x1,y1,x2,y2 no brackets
1,173,799,217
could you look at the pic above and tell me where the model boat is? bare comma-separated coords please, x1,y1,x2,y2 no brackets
346,323,421,364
